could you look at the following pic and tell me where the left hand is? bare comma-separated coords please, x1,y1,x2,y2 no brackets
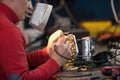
46,30,64,57
47,33,71,66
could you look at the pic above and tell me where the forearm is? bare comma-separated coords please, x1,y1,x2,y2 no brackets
27,47,50,69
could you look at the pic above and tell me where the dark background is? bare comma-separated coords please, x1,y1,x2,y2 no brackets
25,0,119,29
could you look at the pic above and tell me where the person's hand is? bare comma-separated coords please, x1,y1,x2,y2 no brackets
46,30,64,57
47,30,71,67
51,36,71,67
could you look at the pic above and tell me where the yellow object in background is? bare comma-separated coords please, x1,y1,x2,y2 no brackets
80,20,120,36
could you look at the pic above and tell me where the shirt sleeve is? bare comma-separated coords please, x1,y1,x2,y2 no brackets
0,28,60,80
27,47,50,70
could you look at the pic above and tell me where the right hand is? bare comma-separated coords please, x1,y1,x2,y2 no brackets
50,35,71,67
46,30,64,57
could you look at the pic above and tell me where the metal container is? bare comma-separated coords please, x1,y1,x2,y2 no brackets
81,37,95,61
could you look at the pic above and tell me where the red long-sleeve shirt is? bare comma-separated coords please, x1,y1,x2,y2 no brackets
0,2,59,80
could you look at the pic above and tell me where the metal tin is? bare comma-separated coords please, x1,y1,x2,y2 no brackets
81,37,94,61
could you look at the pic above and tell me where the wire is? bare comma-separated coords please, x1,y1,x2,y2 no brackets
54,44,71,60
54,44,120,65
110,0,120,64
112,39,120,64
111,0,120,24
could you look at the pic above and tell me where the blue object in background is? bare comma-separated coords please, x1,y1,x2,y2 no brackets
27,0,119,29
69,0,119,22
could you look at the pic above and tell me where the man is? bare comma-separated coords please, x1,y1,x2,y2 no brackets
0,0,71,80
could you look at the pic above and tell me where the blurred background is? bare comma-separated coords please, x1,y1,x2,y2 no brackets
17,0,120,53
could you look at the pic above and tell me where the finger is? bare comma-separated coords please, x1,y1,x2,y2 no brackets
57,36,67,46
50,30,64,42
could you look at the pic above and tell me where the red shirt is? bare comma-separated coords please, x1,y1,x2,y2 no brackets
0,2,59,80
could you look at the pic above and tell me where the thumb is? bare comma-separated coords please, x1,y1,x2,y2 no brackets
49,30,63,42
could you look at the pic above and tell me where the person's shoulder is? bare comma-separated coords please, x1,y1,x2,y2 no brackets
0,20,22,38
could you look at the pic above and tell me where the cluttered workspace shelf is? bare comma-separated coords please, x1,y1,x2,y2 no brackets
51,26,120,80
